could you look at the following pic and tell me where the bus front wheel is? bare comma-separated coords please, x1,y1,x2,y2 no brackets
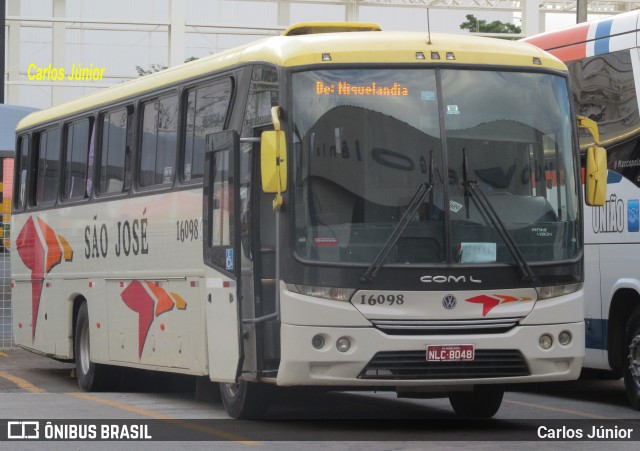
449,386,504,418
74,302,111,391
623,307,640,410
219,379,271,419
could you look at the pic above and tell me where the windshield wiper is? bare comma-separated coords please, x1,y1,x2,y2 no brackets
461,149,537,283
361,183,433,283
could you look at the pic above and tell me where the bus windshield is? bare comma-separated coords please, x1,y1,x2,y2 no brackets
291,68,580,267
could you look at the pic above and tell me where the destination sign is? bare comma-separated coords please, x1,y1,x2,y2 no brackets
315,81,409,96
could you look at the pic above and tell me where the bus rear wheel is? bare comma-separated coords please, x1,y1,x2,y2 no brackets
623,307,640,410
219,379,271,419
449,386,504,418
74,302,111,391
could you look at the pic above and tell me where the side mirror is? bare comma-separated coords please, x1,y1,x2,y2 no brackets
576,115,600,145
585,146,607,206
261,130,288,210
576,116,607,207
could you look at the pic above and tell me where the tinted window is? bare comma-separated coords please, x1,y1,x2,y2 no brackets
205,147,235,272
63,118,92,200
35,127,61,206
568,50,640,186
242,66,279,139
140,94,178,187
14,135,29,211
184,80,232,182
568,50,640,147
99,108,130,195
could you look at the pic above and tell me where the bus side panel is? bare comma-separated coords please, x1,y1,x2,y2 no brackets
11,280,45,352
86,279,110,364
100,190,205,373
106,278,197,370
44,280,75,359
11,213,55,356
583,243,607,369
11,189,209,375
584,173,640,370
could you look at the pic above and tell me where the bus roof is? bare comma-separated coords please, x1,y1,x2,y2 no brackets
17,26,565,132
523,10,640,62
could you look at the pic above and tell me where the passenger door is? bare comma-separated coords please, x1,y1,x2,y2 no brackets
203,131,243,382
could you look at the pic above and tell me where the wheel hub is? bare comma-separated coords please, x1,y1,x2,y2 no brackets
223,382,240,398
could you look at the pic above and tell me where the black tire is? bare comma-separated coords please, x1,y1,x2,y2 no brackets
449,386,504,418
623,307,640,410
74,302,112,391
219,379,271,419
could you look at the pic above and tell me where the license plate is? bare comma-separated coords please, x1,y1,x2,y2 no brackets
427,344,475,361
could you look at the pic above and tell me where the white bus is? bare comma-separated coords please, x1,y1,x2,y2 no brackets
12,22,604,419
525,11,640,410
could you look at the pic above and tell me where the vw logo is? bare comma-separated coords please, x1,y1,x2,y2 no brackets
442,294,457,310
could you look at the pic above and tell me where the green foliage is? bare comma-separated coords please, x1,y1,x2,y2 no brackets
459,14,521,34
135,57,200,77
135,63,167,77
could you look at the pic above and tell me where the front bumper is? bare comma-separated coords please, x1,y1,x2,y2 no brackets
276,321,584,386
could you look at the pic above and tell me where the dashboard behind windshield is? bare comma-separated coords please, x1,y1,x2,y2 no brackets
291,68,580,267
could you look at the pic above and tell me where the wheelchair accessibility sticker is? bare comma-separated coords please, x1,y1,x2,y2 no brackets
226,248,234,271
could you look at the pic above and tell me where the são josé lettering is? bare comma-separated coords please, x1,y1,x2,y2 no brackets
84,217,149,259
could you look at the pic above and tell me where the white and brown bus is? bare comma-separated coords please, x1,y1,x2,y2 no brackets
12,22,604,418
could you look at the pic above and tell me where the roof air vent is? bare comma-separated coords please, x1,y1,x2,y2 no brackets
283,22,381,36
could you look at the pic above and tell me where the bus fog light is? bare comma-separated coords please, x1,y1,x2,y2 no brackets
558,331,572,345
336,337,351,353
312,335,325,349
539,334,553,350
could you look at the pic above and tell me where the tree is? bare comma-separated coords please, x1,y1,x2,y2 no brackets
135,57,200,77
135,63,167,77
459,14,521,34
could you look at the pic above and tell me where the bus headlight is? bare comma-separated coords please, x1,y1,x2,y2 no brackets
287,284,355,302
311,335,325,349
539,334,553,350
558,331,572,346
535,283,581,300
336,337,351,353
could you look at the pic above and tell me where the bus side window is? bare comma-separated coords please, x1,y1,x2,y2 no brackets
99,107,130,195
63,118,92,200
35,126,61,207
183,79,232,182
568,50,640,150
140,94,178,188
205,145,235,272
14,135,29,211
211,152,233,248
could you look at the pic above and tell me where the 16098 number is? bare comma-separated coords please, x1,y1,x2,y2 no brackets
360,294,404,306
176,219,202,242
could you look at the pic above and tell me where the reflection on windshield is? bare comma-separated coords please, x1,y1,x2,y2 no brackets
291,69,580,267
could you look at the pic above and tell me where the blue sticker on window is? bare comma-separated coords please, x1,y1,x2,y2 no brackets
628,200,639,232
225,248,234,270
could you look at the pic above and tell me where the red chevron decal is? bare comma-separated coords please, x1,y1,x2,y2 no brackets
121,281,188,359
465,295,500,317
15,217,73,341
121,281,155,359
465,294,533,316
